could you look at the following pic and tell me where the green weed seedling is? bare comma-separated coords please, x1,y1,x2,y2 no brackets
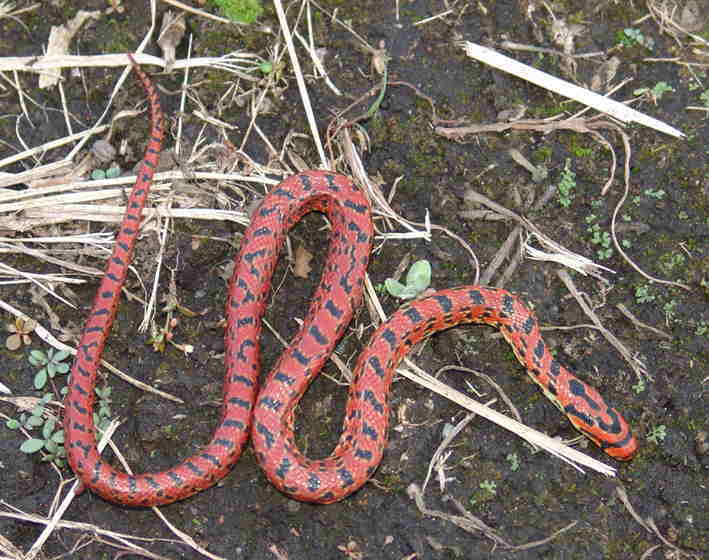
211,0,262,23
385,260,431,300
634,82,675,103
557,159,576,208
28,348,71,391
647,425,667,445
584,214,613,261
506,452,520,472
6,393,66,467
634,284,656,304
616,28,655,50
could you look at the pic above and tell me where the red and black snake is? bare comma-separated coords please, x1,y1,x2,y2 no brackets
63,58,638,507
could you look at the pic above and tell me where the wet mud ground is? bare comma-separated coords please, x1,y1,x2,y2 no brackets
0,1,707,558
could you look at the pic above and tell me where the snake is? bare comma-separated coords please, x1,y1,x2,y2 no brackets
64,59,638,507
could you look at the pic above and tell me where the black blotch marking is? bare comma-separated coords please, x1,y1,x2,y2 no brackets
337,467,354,488
325,299,343,318
468,289,484,305
343,199,367,214
167,471,184,485
434,295,452,313
309,325,328,345
382,328,397,350
253,226,271,237
550,360,561,377
215,438,235,449
355,448,373,460
404,307,423,324
362,422,379,440
569,379,601,411
231,374,255,387
368,356,385,378
228,396,251,409
201,453,220,466
275,457,291,479
501,294,514,316
292,349,309,366
273,188,296,200
256,422,275,449
307,473,321,492
275,372,295,385
534,339,545,360
259,396,283,411
186,462,204,476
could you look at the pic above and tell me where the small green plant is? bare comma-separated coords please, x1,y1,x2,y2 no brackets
663,299,677,324
505,452,520,472
557,159,576,208
658,252,686,276
696,320,708,337
211,0,262,23
644,188,666,200
5,345,114,468
28,348,71,391
632,377,646,394
700,90,709,107
6,394,66,466
384,260,431,300
93,386,113,432
647,425,667,444
90,165,121,181
479,480,497,495
634,284,656,304
585,215,613,261
616,28,654,50
634,82,675,102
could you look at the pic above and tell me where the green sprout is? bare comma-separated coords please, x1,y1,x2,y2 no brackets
700,90,709,107
5,345,114,467
647,425,667,444
643,188,666,200
6,393,66,467
616,28,654,50
634,284,656,304
633,82,675,102
479,480,497,495
28,348,71,391
211,0,262,23
585,215,613,261
385,260,431,300
557,159,576,208
91,165,121,181
506,452,520,472
631,377,646,394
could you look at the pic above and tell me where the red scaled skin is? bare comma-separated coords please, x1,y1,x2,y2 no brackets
64,60,637,508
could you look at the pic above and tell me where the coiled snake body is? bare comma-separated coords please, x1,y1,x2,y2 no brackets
64,60,637,507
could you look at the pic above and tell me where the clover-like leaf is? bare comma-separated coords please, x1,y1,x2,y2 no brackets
384,278,407,298
406,260,431,293
20,438,45,454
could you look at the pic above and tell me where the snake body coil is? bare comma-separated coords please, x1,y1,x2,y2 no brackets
64,60,637,507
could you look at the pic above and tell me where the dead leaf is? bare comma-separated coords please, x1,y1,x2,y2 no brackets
293,245,313,278
158,11,186,72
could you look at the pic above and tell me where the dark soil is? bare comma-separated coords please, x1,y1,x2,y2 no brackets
1,1,707,559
